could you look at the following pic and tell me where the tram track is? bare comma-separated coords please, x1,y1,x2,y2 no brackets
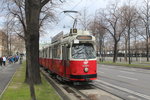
40,68,123,100
91,81,125,100
40,68,91,100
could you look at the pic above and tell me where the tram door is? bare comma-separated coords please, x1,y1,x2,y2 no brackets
62,45,69,77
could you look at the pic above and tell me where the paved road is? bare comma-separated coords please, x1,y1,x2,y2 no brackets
0,63,20,96
96,64,150,100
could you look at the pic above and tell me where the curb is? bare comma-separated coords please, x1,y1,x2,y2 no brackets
41,70,70,100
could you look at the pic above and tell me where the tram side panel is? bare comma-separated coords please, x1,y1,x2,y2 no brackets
52,59,70,78
45,58,48,69
47,58,52,72
51,59,60,75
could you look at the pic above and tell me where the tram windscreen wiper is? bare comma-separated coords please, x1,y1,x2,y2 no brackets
84,44,96,59
72,43,96,59
72,44,85,59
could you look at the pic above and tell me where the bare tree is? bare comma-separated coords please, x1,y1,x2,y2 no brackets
120,3,139,64
89,11,106,61
99,3,126,63
122,31,128,62
4,0,57,83
79,7,91,30
139,0,150,62
3,21,13,55
132,20,142,61
3,0,59,100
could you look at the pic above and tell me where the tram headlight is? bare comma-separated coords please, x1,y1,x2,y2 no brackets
84,67,89,73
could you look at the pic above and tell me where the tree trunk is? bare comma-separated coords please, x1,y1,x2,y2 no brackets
6,30,9,56
25,33,41,84
146,38,149,62
25,0,42,100
128,27,131,64
124,37,128,62
134,35,138,62
99,34,103,61
26,43,37,100
24,56,29,83
135,51,138,61
25,0,41,85
9,33,12,55
113,41,118,63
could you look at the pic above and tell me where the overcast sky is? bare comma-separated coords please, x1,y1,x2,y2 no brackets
40,0,143,43
40,0,111,43
0,0,143,43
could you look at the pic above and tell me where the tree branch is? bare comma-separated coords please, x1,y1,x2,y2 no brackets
41,0,51,8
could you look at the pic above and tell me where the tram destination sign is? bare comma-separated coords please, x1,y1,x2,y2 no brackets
76,35,92,40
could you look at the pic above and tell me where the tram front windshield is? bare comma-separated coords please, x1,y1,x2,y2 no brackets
72,43,96,59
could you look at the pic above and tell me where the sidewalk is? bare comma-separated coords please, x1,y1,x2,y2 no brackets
0,63,20,95
0,62,61,100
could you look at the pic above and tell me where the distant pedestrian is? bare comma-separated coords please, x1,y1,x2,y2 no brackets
8,56,12,64
10,56,14,63
0,57,2,66
16,55,19,62
20,56,22,64
2,56,6,66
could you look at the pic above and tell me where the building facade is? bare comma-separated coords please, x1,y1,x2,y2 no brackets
0,31,7,57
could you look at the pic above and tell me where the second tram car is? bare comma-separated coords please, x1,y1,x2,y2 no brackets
39,29,97,83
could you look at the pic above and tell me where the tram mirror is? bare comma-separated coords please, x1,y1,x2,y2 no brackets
67,45,70,48
66,44,70,48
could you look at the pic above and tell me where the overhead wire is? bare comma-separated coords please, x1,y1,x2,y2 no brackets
52,0,83,30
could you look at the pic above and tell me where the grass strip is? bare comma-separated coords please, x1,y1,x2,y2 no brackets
0,62,61,100
99,61,150,69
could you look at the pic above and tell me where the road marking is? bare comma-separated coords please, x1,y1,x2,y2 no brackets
120,71,134,74
130,68,137,71
96,80,150,100
96,82,113,90
98,71,104,73
118,75,138,81
128,95,141,100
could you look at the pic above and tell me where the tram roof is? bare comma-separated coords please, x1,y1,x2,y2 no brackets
40,29,95,50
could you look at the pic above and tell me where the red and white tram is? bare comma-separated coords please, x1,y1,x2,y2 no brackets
39,29,97,83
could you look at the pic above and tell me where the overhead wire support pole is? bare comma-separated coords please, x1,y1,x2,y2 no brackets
73,18,77,29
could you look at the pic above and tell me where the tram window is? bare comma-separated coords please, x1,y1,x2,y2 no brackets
66,46,69,60
45,49,47,58
62,45,70,60
72,43,96,59
52,45,61,59
52,48,55,58
57,46,61,58
49,47,51,58
43,50,44,57
40,51,42,57
47,48,49,58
